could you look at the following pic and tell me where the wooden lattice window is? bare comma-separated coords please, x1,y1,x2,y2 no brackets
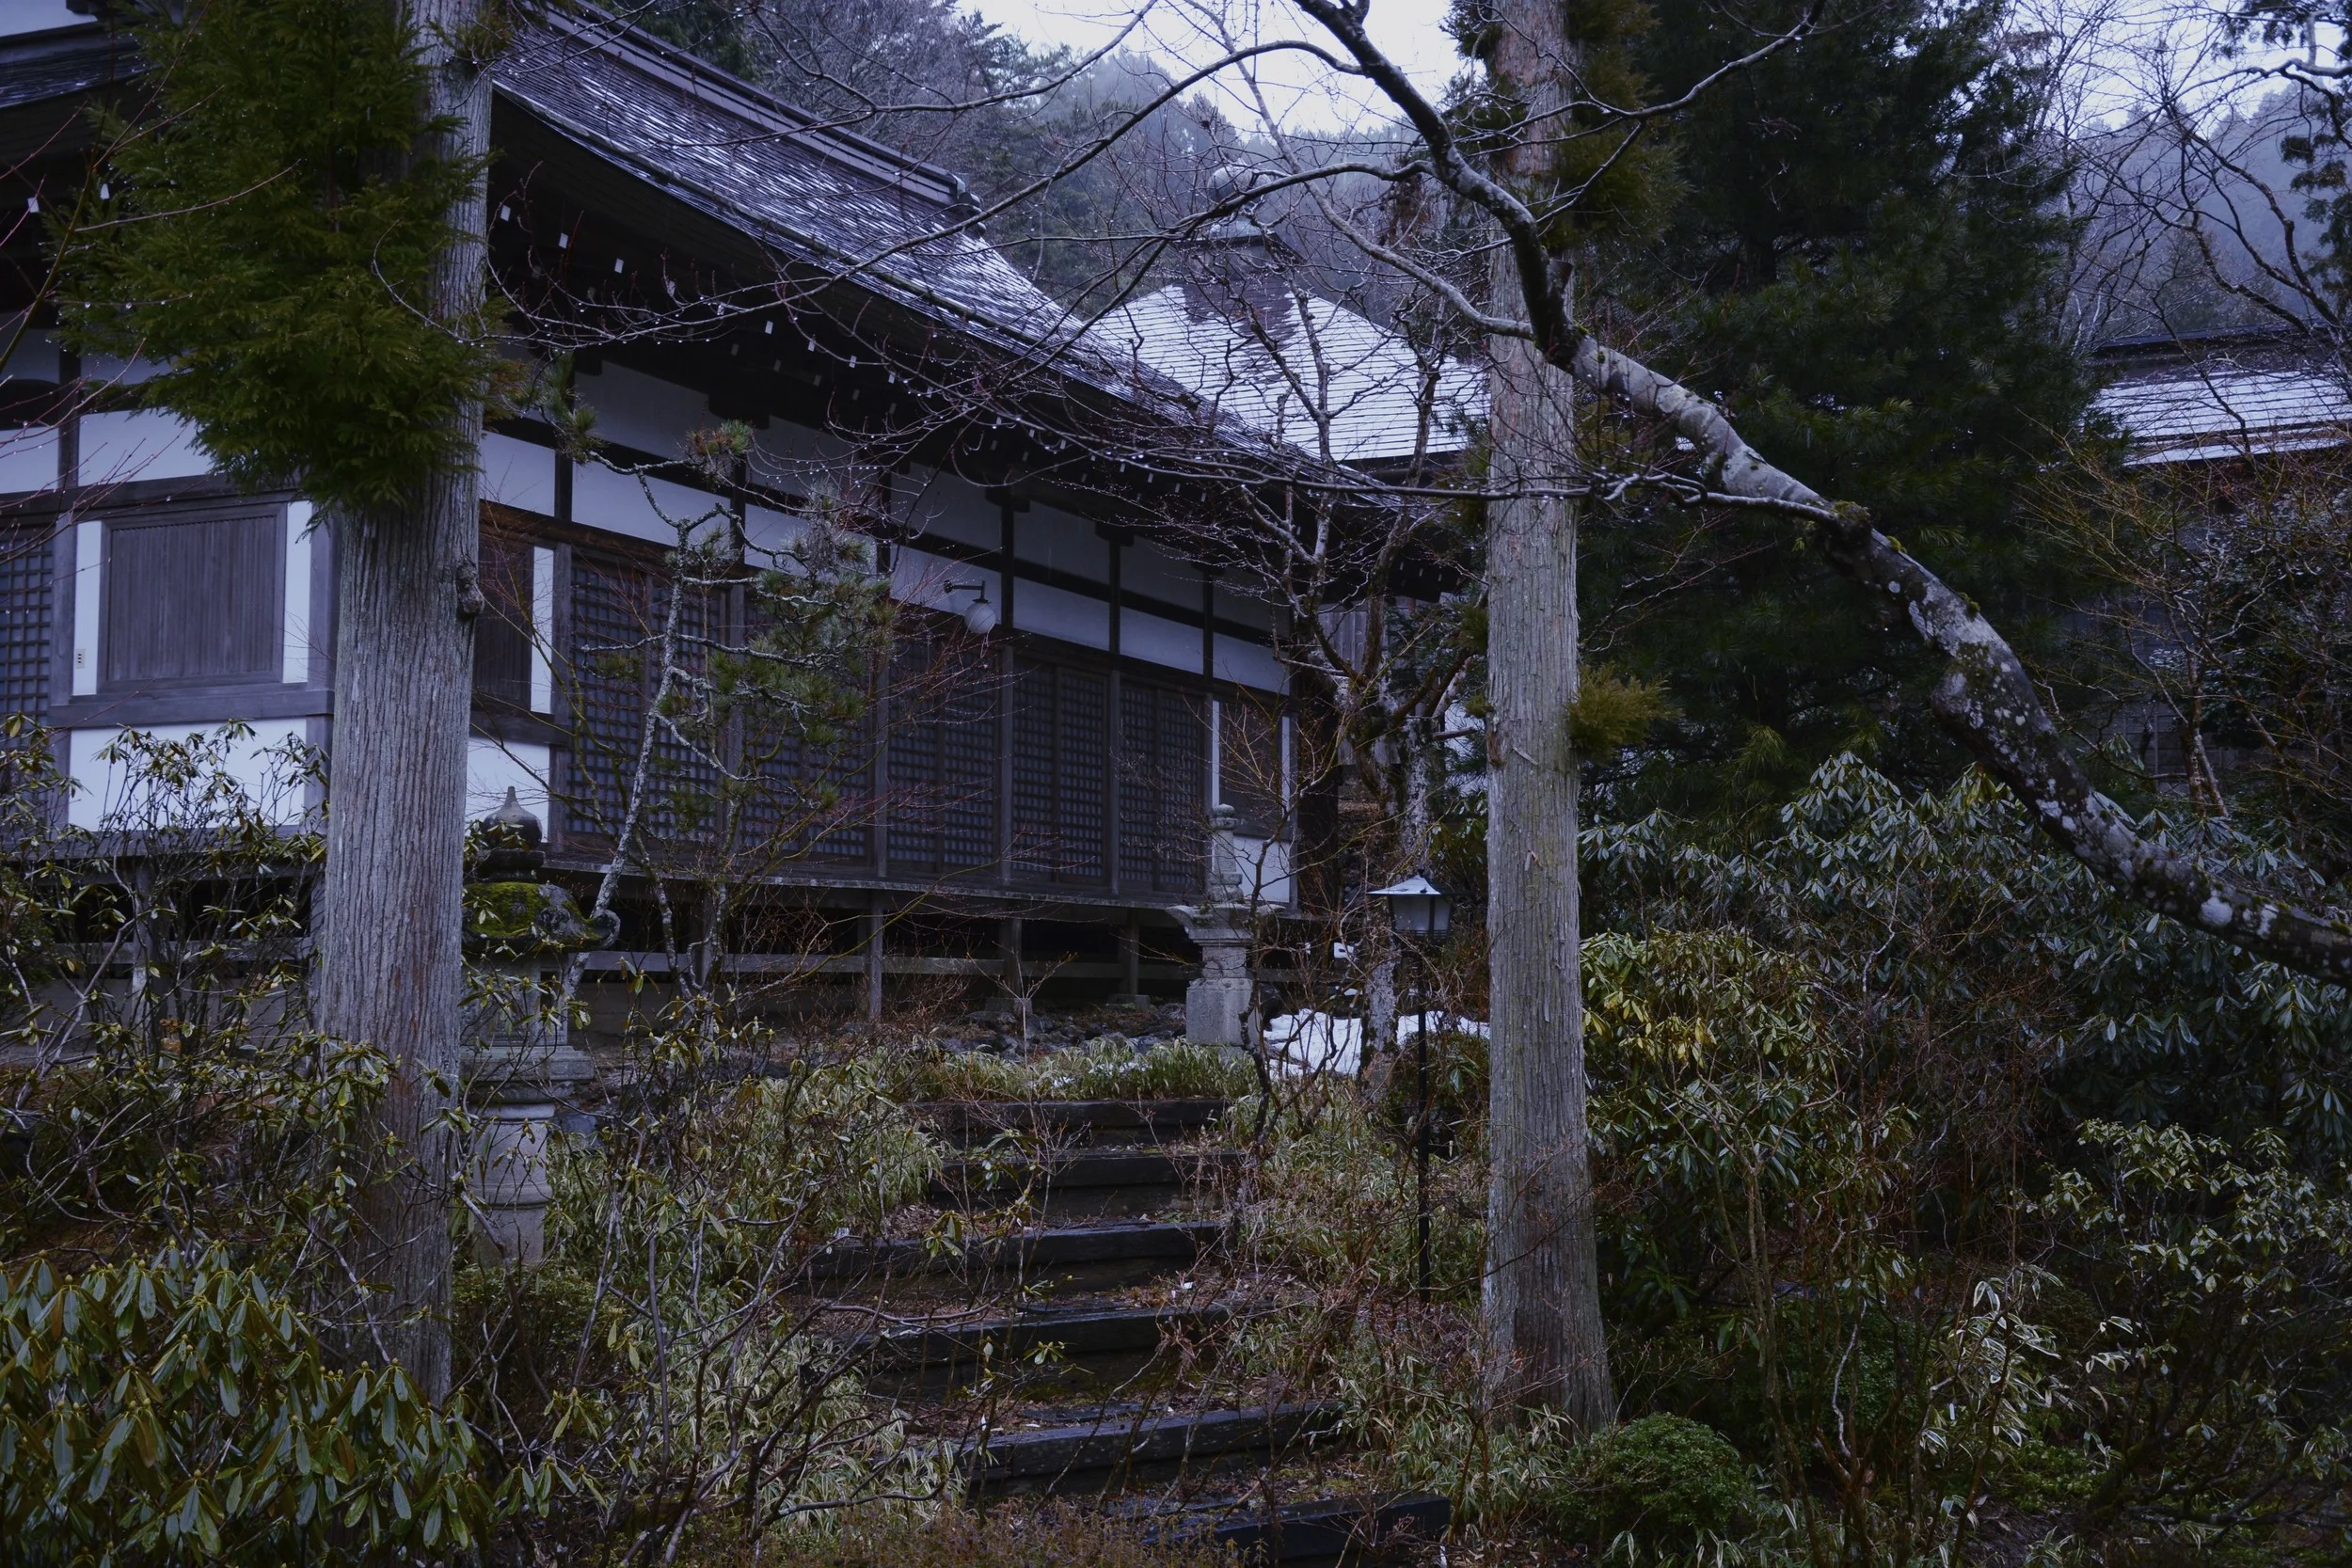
564,555,729,846
886,638,998,876
473,535,536,713
1119,679,1205,894
1218,693,1287,838
0,525,51,726
1009,658,1107,886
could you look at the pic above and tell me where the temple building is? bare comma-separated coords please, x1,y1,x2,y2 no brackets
0,10,1470,1034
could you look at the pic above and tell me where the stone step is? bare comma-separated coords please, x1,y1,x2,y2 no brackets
963,1402,1344,1497
852,1303,1231,1393
912,1099,1230,1148
1151,1491,1452,1566
808,1221,1223,1292
930,1149,1239,1218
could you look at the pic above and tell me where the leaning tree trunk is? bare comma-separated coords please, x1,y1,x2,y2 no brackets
1476,0,1613,1428
318,0,491,1402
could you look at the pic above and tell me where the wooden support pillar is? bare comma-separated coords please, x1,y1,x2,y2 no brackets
1117,913,1144,1006
865,898,885,1023
1000,915,1026,1042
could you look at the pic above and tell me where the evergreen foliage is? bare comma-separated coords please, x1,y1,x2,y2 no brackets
1586,0,2091,815
56,0,495,509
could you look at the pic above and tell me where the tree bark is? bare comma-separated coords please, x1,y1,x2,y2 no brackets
318,0,490,1402
1482,306,1613,1425
1476,0,1613,1425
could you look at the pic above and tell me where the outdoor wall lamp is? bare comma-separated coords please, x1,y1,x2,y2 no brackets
943,578,999,637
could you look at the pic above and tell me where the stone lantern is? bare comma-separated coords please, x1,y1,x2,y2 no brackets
1181,803,1256,1045
460,788,608,1265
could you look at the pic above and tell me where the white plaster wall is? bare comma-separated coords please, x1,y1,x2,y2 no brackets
68,721,312,830
2,321,61,381
576,362,708,457
742,501,809,562
891,544,983,617
752,419,855,496
468,737,551,825
1015,504,1103,578
1214,634,1286,693
1012,578,1109,650
1123,610,1200,675
481,432,557,514
78,409,211,485
1124,538,1199,609
898,473,999,552
1228,834,1295,908
282,501,315,684
81,352,167,387
1213,582,1273,631
0,427,58,494
2,3,83,34
572,458,724,546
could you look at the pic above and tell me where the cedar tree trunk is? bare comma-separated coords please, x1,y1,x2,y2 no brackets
318,0,491,1402
1478,0,1613,1427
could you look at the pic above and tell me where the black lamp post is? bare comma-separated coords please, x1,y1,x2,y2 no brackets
1371,875,1450,1300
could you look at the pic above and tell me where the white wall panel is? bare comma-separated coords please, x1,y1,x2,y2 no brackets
1015,503,1104,580
576,362,707,457
890,545,977,615
742,502,808,561
1213,582,1273,631
81,352,167,387
1,3,83,36
468,737,551,825
1124,539,1199,608
71,516,99,696
281,502,313,683
68,721,311,830
1011,578,1109,650
0,427,57,495
572,458,723,546
1214,634,1285,693
480,432,557,514
1,320,60,381
529,547,555,713
898,473,998,551
1122,610,1199,674
78,409,211,485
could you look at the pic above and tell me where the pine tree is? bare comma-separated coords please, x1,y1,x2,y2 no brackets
1586,0,2090,816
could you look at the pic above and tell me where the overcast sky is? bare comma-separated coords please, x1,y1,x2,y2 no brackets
961,0,1466,130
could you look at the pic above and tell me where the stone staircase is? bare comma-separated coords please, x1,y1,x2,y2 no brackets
811,1092,1448,1565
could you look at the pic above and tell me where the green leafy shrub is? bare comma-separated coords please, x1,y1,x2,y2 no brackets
1229,1091,1485,1299
1377,1023,1488,1154
0,1249,518,1562
889,1039,1254,1103
1541,1415,1758,1557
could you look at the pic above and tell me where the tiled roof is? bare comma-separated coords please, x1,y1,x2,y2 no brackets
1084,281,1482,466
493,17,1078,350
2093,362,2352,465
0,24,128,116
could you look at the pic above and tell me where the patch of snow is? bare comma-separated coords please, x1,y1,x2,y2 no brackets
1263,1011,1364,1077
1261,1009,1493,1077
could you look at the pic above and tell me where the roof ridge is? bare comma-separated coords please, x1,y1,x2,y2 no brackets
515,7,972,213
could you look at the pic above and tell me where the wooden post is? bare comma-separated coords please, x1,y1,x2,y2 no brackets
865,898,885,1022
1120,913,1142,1005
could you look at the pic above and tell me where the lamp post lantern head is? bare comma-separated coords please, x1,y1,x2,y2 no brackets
1370,874,1451,938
